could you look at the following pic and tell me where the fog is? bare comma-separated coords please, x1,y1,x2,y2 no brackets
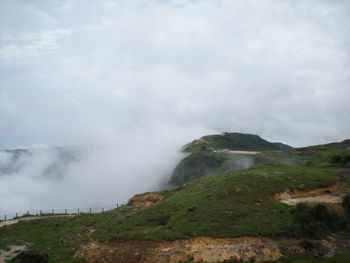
0,0,350,214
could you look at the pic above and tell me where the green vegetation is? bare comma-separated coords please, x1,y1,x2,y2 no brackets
291,203,348,238
169,152,253,185
295,139,350,168
306,149,350,168
171,132,296,185
184,132,291,153
0,164,343,262
172,134,350,185
93,165,340,241
0,215,96,262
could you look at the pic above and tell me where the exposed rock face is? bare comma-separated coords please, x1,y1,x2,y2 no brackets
129,194,165,210
74,236,337,263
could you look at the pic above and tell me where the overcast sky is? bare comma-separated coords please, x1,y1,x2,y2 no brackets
0,0,350,214
1,0,349,149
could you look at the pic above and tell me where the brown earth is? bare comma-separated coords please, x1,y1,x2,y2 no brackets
74,236,340,263
129,194,165,210
273,182,346,209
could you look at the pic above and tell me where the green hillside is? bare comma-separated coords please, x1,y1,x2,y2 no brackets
184,132,292,153
169,152,254,185
1,164,349,263
170,132,293,185
296,139,350,168
93,164,342,241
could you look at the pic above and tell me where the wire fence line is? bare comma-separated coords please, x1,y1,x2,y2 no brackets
0,203,125,222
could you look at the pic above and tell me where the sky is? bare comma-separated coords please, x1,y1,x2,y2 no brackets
0,0,349,214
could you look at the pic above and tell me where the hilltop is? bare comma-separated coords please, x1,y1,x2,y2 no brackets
183,132,291,153
170,132,293,185
1,134,350,263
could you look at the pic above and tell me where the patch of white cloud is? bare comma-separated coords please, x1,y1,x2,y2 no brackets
0,29,71,60
0,0,349,213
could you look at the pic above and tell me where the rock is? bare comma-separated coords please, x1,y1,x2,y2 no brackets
129,194,165,210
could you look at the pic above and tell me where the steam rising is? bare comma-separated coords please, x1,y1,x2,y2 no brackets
1,0,350,214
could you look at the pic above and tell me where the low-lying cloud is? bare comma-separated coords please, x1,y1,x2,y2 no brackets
0,0,349,214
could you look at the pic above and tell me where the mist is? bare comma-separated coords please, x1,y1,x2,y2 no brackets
1,0,350,214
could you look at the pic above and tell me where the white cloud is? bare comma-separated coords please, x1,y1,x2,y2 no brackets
0,29,71,60
0,0,349,212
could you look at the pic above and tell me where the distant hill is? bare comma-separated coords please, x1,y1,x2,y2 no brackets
184,132,292,153
170,132,293,185
0,146,87,179
296,139,350,168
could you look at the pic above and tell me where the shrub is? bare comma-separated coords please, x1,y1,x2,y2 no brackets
342,194,350,217
291,203,346,238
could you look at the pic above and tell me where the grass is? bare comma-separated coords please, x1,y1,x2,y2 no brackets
93,164,340,241
306,149,350,168
0,215,97,263
0,164,344,262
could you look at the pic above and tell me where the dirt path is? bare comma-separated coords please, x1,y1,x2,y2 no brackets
0,215,75,228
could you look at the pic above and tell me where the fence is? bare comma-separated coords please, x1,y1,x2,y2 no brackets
0,203,124,222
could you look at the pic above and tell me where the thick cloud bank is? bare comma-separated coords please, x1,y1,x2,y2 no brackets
0,0,349,213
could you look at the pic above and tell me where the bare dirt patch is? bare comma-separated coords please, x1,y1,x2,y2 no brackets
74,236,340,263
273,182,346,206
129,194,165,210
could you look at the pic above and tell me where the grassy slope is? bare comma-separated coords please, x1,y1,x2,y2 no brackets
93,164,340,241
169,152,253,185
169,150,309,186
171,138,350,186
297,139,350,168
171,132,296,185
0,164,345,262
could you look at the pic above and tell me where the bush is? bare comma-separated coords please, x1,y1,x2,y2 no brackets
291,203,347,238
342,194,350,217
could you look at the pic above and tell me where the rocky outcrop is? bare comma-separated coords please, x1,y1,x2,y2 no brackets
74,236,338,263
129,194,165,210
